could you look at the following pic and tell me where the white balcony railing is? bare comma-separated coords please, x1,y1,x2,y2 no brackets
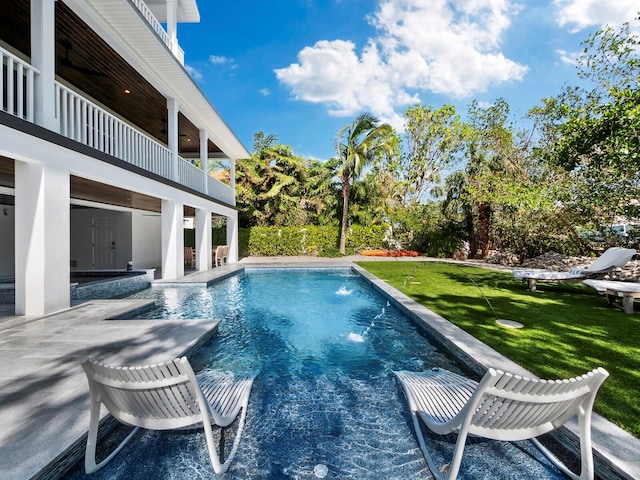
1,47,37,122
54,83,233,198
1,43,233,203
179,159,205,192
56,82,173,180
208,175,235,206
130,0,185,64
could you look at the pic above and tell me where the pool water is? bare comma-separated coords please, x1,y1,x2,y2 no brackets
64,268,566,479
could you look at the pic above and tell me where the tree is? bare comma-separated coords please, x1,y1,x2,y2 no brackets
461,98,517,257
534,17,640,237
236,133,336,227
397,104,470,205
335,113,395,254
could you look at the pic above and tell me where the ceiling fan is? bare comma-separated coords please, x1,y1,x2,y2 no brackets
58,40,107,77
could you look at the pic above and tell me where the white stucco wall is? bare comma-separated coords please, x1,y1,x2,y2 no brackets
132,210,162,269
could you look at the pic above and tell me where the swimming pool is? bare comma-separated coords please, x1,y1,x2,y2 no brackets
64,268,565,479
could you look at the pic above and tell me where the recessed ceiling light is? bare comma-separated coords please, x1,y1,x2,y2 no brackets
124,89,131,94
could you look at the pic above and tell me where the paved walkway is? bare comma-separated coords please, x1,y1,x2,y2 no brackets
0,256,637,480
0,300,219,480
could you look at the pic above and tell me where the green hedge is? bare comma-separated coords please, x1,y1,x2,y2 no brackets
184,227,227,248
240,225,389,256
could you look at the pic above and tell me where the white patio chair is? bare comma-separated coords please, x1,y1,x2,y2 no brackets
81,356,255,474
394,367,609,480
213,245,228,267
512,247,636,291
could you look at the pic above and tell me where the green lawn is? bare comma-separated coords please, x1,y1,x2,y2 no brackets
357,261,640,438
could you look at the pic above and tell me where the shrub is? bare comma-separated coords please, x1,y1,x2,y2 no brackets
240,225,388,256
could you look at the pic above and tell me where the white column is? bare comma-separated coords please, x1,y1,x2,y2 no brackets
166,0,178,52
226,212,238,263
31,0,58,131
161,199,183,279
200,129,209,195
15,161,70,315
167,98,179,182
229,158,236,205
195,208,211,271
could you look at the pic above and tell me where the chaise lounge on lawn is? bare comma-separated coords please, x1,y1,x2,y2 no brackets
512,247,636,292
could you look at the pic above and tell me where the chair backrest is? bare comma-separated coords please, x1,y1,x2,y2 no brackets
463,368,609,442
585,247,636,273
81,357,210,431
184,247,194,265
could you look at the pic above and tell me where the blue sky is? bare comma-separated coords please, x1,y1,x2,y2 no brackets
178,0,638,161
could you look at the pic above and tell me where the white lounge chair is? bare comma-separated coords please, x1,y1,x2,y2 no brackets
394,367,608,480
513,247,636,291
81,356,255,474
583,279,640,313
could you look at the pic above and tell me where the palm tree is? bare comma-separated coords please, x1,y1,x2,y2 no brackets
335,113,394,254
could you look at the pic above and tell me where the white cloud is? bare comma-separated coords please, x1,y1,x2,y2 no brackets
556,48,579,66
209,55,233,65
554,0,638,33
185,64,203,81
275,0,527,125
259,88,271,96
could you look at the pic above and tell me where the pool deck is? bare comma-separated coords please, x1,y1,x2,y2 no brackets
0,256,638,480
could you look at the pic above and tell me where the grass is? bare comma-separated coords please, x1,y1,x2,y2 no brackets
357,260,640,438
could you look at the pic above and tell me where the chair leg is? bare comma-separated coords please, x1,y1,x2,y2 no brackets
530,406,596,480
410,412,460,480
84,399,139,474
201,405,249,474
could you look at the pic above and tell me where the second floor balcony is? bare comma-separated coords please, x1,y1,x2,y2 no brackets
0,0,240,207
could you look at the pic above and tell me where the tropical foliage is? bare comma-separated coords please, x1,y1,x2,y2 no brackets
235,17,640,258
236,133,337,228
334,113,395,254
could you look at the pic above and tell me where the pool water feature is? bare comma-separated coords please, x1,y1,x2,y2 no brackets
64,268,566,479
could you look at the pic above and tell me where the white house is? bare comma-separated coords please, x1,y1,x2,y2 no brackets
0,0,249,315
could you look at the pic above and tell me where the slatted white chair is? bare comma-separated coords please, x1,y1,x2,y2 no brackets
81,356,255,474
394,367,609,480
213,245,228,267
512,247,636,292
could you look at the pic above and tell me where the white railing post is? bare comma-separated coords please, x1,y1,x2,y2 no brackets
7,57,14,115
200,128,209,194
167,0,178,53
26,68,35,122
167,97,179,182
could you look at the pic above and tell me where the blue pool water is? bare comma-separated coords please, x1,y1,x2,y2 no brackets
64,268,566,479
